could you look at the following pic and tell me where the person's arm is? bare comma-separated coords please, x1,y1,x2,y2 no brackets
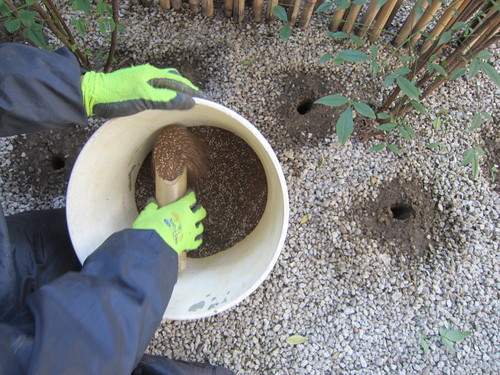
0,229,178,374
0,43,87,137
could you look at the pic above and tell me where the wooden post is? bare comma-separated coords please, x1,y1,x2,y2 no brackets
408,0,443,48
369,0,401,41
224,0,233,17
329,1,350,31
288,0,302,27
393,0,429,47
159,0,171,9
201,0,213,16
171,0,182,10
342,3,363,34
299,0,319,30
357,0,382,38
233,0,245,22
385,0,405,27
266,0,279,22
253,0,264,22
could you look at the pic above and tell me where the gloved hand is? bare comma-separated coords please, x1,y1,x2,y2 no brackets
132,191,206,254
81,64,204,118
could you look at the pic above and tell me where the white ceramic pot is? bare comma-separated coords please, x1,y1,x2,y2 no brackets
66,98,289,320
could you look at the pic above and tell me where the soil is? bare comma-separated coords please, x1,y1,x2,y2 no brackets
135,126,268,258
9,127,91,197
349,177,437,261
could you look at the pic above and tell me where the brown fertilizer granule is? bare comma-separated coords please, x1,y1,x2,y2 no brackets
135,126,267,258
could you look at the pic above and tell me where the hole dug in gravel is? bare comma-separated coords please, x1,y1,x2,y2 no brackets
351,177,437,261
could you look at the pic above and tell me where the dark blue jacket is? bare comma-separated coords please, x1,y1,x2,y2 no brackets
0,43,226,375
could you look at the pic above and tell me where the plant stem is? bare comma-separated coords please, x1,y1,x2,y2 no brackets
104,0,120,72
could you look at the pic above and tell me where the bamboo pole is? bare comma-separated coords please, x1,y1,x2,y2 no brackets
396,34,498,117
357,0,383,38
342,3,363,34
299,0,319,30
288,0,302,27
369,0,401,41
393,0,429,47
159,0,171,9
201,0,213,16
253,0,264,21
233,0,245,22
224,0,233,17
329,1,350,31
408,0,443,48
385,0,405,27
266,0,279,22
171,0,182,10
421,0,465,50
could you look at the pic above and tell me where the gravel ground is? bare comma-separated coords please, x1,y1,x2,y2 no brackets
1,2,499,374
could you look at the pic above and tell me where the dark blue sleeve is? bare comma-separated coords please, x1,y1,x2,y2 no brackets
0,43,88,136
0,229,178,375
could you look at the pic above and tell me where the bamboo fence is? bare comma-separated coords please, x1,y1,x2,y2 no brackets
142,0,498,117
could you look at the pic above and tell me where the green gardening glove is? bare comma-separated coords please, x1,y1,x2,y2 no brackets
81,64,205,118
132,191,206,254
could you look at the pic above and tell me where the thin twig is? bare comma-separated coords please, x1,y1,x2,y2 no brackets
104,0,120,72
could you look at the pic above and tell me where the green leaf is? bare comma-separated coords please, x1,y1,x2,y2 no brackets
25,0,35,5
438,30,452,46
353,0,367,5
300,214,309,225
469,58,480,78
279,24,292,40
383,74,395,88
18,9,38,25
377,123,396,132
439,327,472,342
370,44,378,58
98,18,107,35
97,0,113,15
469,113,482,130
318,53,334,64
328,31,348,39
395,67,411,76
395,76,421,101
5,18,21,33
74,0,91,14
336,0,352,10
336,106,354,145
479,60,500,87
476,50,493,60
70,18,87,36
433,117,442,131
451,21,467,31
23,25,47,49
273,5,288,22
401,55,413,63
431,63,447,77
449,67,467,81
441,336,455,352
420,333,430,354
405,124,416,138
377,112,391,120
286,334,308,345
410,100,427,115
369,143,386,152
480,111,492,122
371,60,379,76
333,57,345,66
315,94,349,107
397,125,412,141
315,2,333,13
71,43,79,52
353,102,376,119
337,50,370,62
462,148,475,166
426,142,440,149
349,35,365,46
387,144,403,155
